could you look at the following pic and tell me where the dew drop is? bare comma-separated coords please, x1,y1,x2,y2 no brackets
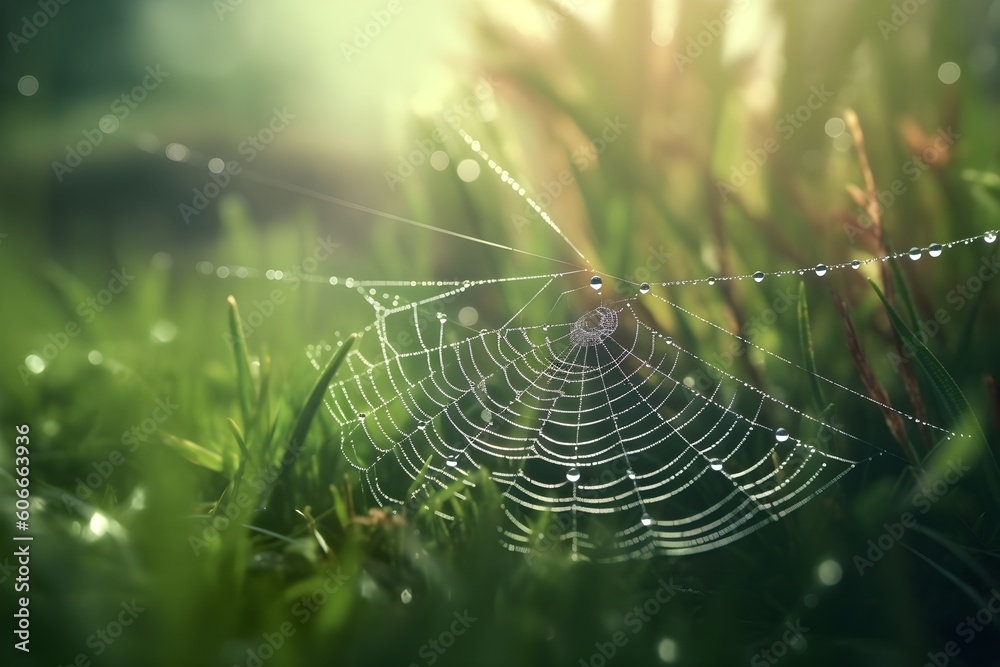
908,247,922,260
775,427,790,442
928,243,943,257
590,276,603,290
639,282,650,294
566,467,581,483
708,277,717,285
640,513,653,527
709,459,723,471
986,231,997,244
358,412,366,420
400,588,413,604
814,264,828,277
446,455,458,468
850,260,861,270
753,271,764,283
664,336,673,345
626,468,636,480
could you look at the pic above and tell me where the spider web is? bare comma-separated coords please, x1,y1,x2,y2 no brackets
218,134,990,562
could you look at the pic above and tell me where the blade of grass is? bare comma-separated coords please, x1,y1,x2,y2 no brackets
797,281,827,412
829,290,914,463
870,280,1000,507
870,280,980,430
898,542,1000,631
286,334,358,464
227,296,255,427
161,433,225,473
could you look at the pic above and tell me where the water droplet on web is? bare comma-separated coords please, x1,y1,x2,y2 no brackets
753,271,764,283
850,260,861,270
590,276,603,290
664,336,673,345
640,513,653,526
908,247,922,260
709,459,723,471
985,231,997,244
566,468,581,482
446,455,458,468
626,468,636,480
708,277,717,285
928,243,943,257
358,412,366,420
639,282,650,294
815,264,828,277
400,588,413,604
775,427,790,442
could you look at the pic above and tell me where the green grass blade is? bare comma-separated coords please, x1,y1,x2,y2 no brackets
870,280,977,428
888,255,921,329
870,280,1000,506
797,281,826,412
286,334,357,462
226,295,255,426
161,433,225,473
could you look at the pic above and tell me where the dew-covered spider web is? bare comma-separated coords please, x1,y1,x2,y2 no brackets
215,133,994,563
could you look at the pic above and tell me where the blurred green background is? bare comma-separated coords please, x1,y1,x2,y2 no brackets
2,0,1000,665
